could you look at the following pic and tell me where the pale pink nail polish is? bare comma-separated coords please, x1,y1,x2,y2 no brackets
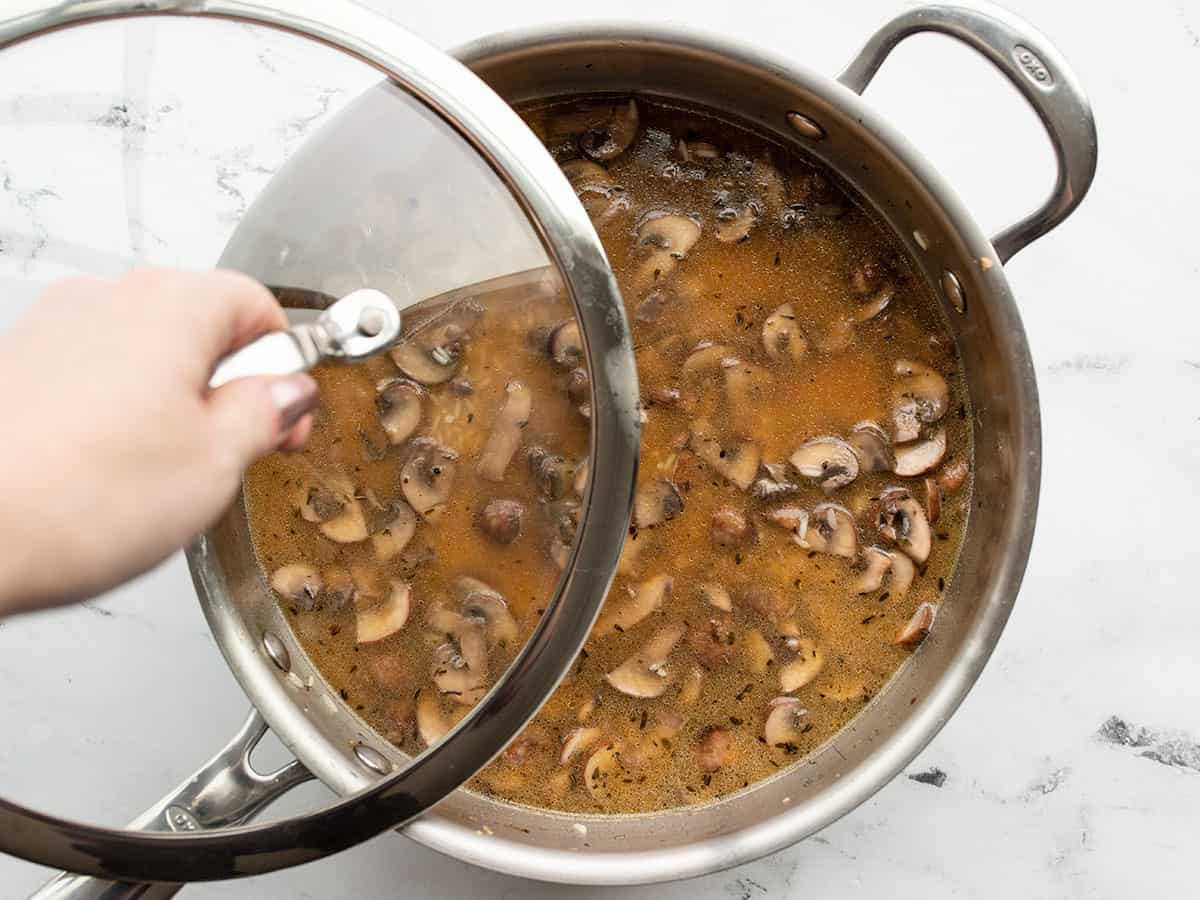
271,374,319,433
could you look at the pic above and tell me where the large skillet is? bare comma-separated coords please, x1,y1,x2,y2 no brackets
15,1,1096,895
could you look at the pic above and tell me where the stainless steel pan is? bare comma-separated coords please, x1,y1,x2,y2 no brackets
20,2,1097,895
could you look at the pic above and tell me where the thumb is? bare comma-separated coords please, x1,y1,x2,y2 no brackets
207,373,319,465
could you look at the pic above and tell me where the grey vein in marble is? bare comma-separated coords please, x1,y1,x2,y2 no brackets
1047,353,1129,375
907,767,948,787
1098,716,1200,774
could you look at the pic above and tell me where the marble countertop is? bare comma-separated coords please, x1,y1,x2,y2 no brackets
0,0,1196,897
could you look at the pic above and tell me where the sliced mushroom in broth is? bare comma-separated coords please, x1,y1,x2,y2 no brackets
243,97,972,815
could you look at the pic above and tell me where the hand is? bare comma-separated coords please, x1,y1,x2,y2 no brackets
0,269,319,615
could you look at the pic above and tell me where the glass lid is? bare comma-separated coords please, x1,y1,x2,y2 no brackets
0,0,638,887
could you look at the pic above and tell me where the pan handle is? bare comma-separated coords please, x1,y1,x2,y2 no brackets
838,2,1097,264
29,710,314,900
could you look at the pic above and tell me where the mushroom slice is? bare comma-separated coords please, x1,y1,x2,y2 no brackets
450,574,498,602
604,622,686,698
889,551,917,597
714,207,758,244
376,378,424,446
549,533,572,570
848,421,893,473
683,340,738,374
925,477,942,524
560,726,603,766
762,303,808,362
640,213,702,255
547,319,583,369
820,679,868,703
688,616,737,670
595,573,673,636
853,546,893,594
752,463,803,500
850,258,887,296
615,531,643,577
738,586,795,626
356,581,412,644
320,567,355,611
527,447,576,500
893,427,947,477
690,420,760,491
294,474,350,524
679,139,721,163
408,296,483,352
876,487,932,565
577,695,598,722
938,458,970,494
432,621,488,705
401,440,458,522
574,457,589,497
567,366,591,404
710,506,755,548
350,564,387,606
458,586,519,649
583,742,626,801
779,638,824,692
694,726,735,772
578,98,639,162
390,340,460,385
789,436,859,491
501,725,549,767
477,497,524,544
743,629,774,674
700,583,732,612
891,359,950,442
765,506,808,535
854,283,895,322
634,479,684,529
477,380,532,482
425,600,470,637
797,503,857,558
319,499,370,544
895,601,938,647
416,691,452,747
764,696,809,747
678,666,704,704
371,501,418,562
561,158,611,189
633,213,701,290
270,564,322,609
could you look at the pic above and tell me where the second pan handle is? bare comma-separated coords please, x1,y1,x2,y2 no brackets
30,710,314,900
838,2,1098,264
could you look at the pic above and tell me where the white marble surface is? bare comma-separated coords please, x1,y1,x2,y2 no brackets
0,0,1197,897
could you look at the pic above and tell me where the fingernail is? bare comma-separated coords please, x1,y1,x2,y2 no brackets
271,374,319,434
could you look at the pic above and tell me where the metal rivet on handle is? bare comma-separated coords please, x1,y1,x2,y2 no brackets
354,743,392,775
357,307,386,337
786,111,825,140
942,270,966,314
262,631,291,672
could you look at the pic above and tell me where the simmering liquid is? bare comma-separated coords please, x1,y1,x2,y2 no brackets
244,97,971,814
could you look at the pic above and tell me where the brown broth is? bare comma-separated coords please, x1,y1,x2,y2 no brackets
243,97,971,815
